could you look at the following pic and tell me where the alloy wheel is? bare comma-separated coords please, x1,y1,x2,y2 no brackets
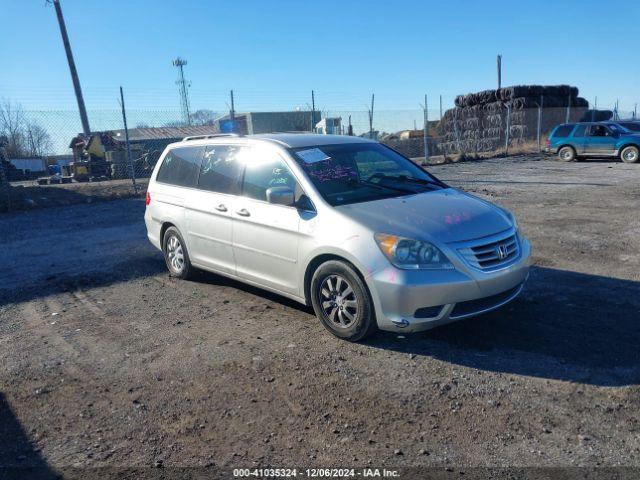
166,235,185,272
623,148,638,162
319,274,359,328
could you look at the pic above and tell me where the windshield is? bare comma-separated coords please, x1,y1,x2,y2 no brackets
290,142,445,206
619,122,640,132
607,123,630,134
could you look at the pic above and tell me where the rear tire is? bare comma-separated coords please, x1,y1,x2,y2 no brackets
162,227,193,279
310,260,377,342
558,146,576,162
620,145,639,164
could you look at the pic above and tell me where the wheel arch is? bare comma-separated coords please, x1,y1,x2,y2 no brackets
558,144,576,153
618,143,640,156
160,221,177,247
302,252,372,306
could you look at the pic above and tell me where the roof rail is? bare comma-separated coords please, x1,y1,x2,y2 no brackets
182,133,241,141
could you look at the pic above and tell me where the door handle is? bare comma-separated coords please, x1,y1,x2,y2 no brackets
214,204,227,212
236,208,250,217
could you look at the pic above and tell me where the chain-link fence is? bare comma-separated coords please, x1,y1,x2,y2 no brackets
1,91,637,212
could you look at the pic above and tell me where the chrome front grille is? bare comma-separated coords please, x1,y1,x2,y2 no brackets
458,231,520,271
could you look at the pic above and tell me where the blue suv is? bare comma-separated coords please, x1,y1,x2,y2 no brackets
547,122,640,163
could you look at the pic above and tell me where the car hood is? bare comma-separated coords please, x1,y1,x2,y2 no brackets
335,188,513,244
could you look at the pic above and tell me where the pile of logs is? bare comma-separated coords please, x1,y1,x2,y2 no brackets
440,85,589,154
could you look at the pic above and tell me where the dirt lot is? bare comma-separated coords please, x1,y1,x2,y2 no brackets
1,178,147,213
1,155,639,479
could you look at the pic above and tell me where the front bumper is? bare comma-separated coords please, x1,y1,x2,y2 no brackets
369,235,531,333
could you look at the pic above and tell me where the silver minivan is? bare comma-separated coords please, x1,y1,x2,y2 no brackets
144,133,531,341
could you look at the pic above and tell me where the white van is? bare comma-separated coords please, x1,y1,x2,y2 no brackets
145,133,530,341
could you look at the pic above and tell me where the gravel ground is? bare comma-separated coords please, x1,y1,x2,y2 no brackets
1,155,639,479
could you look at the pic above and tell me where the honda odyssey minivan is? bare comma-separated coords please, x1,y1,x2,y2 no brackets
144,133,531,341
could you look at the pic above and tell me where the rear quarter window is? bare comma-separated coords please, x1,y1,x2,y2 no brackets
552,125,575,138
572,125,587,137
156,146,203,187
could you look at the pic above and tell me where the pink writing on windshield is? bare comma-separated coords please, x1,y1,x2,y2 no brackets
308,165,357,182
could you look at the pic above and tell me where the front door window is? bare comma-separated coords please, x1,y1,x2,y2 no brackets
241,148,300,205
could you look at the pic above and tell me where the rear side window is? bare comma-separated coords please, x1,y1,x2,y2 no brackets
242,149,299,202
573,125,587,137
156,146,203,187
197,145,245,194
552,125,575,138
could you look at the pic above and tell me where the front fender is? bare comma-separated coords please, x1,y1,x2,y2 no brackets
299,236,390,305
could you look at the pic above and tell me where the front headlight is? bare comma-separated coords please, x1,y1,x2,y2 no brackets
374,233,454,270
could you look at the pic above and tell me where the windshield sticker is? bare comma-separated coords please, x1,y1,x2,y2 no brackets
296,148,331,164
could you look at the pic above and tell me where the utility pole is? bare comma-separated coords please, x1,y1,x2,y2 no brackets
311,90,316,132
230,90,235,122
439,95,443,121
634,103,637,120
119,86,137,194
228,89,236,133
422,94,429,160
368,94,375,139
537,94,544,152
173,57,191,125
51,0,90,136
497,54,502,90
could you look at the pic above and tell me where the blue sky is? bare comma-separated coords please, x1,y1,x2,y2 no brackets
1,0,639,114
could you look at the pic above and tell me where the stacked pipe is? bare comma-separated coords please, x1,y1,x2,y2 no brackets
440,85,589,155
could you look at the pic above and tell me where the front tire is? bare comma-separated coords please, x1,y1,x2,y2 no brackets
162,227,193,279
310,260,377,341
620,145,639,164
558,146,576,162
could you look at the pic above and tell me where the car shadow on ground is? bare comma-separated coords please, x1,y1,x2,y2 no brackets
0,253,167,308
366,266,640,387
0,393,58,479
190,264,640,387
188,269,314,313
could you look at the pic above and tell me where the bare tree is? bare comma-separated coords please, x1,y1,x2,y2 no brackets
0,99,53,157
25,122,53,157
0,99,26,157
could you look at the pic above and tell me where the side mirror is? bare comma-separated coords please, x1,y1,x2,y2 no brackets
295,194,315,212
266,186,295,206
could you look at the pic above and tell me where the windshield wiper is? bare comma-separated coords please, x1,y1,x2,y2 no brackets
348,178,416,194
376,174,440,187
